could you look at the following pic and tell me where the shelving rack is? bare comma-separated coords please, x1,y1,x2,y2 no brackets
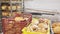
1,0,24,11
0,0,24,33
0,0,2,33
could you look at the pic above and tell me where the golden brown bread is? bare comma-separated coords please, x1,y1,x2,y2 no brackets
2,5,7,10
53,27,60,33
52,22,60,34
2,12,9,16
12,6,16,10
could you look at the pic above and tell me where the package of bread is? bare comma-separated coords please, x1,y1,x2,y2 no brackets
52,22,60,34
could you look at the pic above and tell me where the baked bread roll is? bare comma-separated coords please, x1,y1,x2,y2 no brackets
2,5,7,10
15,17,24,21
52,23,57,28
5,29,15,34
38,23,48,29
12,6,16,10
2,12,9,16
52,22,60,34
17,6,21,10
8,6,11,10
36,28,47,33
53,26,60,33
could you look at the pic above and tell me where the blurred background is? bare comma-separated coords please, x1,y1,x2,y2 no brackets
0,0,60,34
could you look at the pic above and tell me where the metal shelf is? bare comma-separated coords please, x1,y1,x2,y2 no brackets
0,0,24,12
24,8,60,15
1,1,22,3
11,1,22,3
1,1,10,3
0,9,23,11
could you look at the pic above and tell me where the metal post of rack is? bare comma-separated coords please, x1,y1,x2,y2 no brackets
0,0,2,33
0,0,24,33
10,0,13,16
10,0,24,13
23,0,25,11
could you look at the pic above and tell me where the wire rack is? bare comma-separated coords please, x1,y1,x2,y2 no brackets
0,0,24,33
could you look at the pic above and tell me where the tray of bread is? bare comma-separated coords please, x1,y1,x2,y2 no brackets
22,17,50,34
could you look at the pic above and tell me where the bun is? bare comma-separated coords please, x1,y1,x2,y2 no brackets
12,6,16,10
2,5,7,10
52,22,60,34
8,6,11,10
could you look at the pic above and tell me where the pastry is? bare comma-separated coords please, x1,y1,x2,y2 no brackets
52,22,60,34
53,26,60,33
2,12,9,16
52,23,57,28
12,6,16,10
5,24,13,30
57,23,60,26
38,23,48,29
5,29,15,34
8,6,11,10
17,6,21,9
15,17,24,21
36,28,47,33
2,5,7,10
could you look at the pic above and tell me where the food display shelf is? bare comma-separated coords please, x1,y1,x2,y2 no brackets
0,0,24,33
1,1,22,3
0,0,24,16
0,0,60,34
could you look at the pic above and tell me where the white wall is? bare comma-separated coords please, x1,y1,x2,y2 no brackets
24,0,60,21
24,0,60,12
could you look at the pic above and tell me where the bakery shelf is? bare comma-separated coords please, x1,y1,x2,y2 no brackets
1,9,11,11
1,9,22,11
1,1,10,3
11,1,22,3
1,10,22,12
1,0,22,3
1,10,8,11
